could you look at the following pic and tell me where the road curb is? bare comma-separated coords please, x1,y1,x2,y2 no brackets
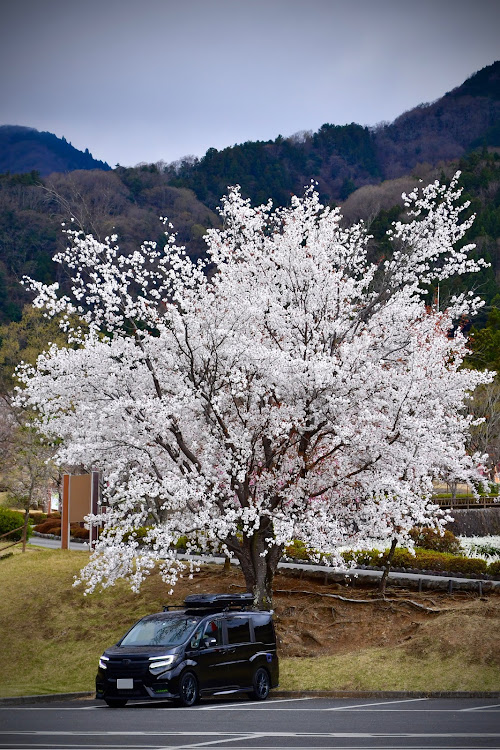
2,689,500,705
271,689,500,699
0,692,94,706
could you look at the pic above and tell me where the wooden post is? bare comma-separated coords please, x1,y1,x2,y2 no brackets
61,474,70,549
89,470,100,550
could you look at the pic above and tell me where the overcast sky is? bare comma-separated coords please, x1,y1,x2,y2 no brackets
1,0,499,168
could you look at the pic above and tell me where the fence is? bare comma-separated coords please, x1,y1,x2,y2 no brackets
0,523,29,557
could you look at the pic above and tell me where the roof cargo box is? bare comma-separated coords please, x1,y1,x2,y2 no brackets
183,593,253,610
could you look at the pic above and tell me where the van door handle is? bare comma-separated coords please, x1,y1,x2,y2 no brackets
223,648,236,654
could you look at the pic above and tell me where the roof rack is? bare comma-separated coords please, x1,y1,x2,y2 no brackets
183,593,254,611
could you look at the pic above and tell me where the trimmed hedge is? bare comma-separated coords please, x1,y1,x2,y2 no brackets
342,547,491,576
34,519,64,535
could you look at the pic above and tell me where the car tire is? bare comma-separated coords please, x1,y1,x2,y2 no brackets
251,667,270,701
177,671,199,707
104,698,128,707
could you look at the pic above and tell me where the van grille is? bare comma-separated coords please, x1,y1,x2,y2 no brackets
107,658,148,677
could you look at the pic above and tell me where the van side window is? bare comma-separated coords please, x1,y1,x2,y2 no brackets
226,617,251,644
252,613,274,644
203,619,222,646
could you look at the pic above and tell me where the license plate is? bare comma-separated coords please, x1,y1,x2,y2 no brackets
117,678,134,690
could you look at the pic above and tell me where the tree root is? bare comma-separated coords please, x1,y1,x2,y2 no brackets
272,588,445,613
230,581,446,613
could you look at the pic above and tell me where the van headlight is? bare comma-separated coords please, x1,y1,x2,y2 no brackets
99,655,109,670
148,655,177,675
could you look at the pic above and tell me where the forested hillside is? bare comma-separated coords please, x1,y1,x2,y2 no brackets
0,62,499,327
167,61,500,209
0,166,217,322
1,152,499,329
0,126,110,177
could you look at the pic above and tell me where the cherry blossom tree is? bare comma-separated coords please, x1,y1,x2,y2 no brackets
18,174,492,607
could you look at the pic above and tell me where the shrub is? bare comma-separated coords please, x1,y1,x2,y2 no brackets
285,540,310,560
487,560,500,576
341,546,489,576
174,535,188,551
122,526,154,543
386,548,487,575
29,511,47,524
34,519,62,534
409,527,461,554
341,549,383,566
71,526,89,539
0,508,32,542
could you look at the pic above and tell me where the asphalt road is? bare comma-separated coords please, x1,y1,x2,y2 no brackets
1,696,500,750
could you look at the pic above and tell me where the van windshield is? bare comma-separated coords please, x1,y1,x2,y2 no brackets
120,616,200,647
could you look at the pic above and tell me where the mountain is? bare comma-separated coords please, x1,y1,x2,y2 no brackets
0,125,111,176
167,61,500,209
0,63,499,327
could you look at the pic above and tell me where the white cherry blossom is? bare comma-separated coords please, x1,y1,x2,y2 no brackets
18,174,492,607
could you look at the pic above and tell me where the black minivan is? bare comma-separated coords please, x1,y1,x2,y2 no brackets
96,593,279,707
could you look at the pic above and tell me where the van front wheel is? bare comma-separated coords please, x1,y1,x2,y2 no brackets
251,667,270,701
177,671,199,707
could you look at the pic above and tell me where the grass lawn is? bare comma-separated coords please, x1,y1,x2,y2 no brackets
0,545,499,697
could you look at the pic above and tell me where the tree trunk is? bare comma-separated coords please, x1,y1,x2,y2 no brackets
22,508,30,553
378,538,397,596
228,523,283,610
450,480,458,504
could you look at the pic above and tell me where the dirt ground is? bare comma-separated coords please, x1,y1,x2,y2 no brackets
180,565,500,667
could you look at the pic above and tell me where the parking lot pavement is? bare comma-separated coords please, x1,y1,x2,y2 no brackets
1,696,500,749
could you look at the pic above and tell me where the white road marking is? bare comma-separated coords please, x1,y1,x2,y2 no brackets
170,734,262,749
198,696,313,709
4,703,500,713
1,748,500,750
3,730,500,737
325,696,429,710
462,702,500,711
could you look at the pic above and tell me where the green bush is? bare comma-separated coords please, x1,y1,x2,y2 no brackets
122,526,154,543
0,508,32,542
409,527,461,554
174,535,188,551
285,540,310,560
487,560,500,576
385,548,487,575
341,549,383,566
